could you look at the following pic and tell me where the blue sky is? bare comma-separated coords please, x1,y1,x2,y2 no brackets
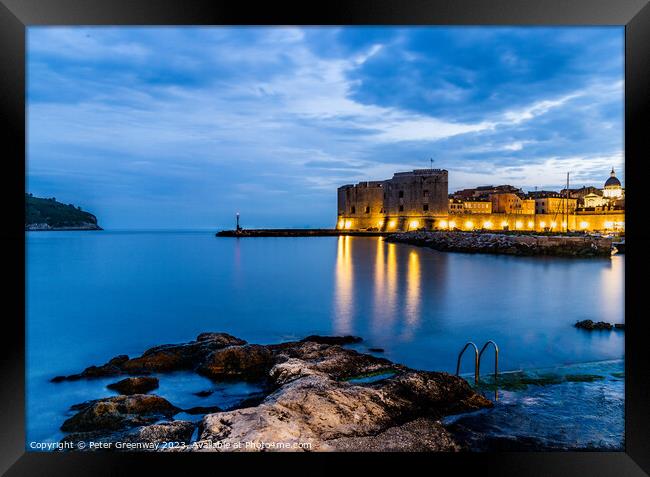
27,27,624,229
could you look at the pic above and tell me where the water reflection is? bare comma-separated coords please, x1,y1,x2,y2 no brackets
402,251,421,339
600,256,624,323
329,236,622,373
370,240,399,334
372,239,386,332
334,237,424,339
333,236,354,334
385,242,398,327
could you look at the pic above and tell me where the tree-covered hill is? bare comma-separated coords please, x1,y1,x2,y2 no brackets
25,194,102,230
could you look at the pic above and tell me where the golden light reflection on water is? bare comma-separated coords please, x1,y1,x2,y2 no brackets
600,256,624,323
402,250,422,339
370,239,399,333
385,242,398,326
334,237,423,339
333,236,354,334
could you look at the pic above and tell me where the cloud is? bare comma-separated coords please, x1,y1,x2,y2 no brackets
502,93,581,124
27,26,624,228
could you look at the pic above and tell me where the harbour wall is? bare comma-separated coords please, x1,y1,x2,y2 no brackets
386,231,614,257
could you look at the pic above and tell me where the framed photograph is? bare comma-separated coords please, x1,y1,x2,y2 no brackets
2,0,649,475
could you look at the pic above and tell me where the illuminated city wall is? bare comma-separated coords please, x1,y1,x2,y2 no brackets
336,212,625,232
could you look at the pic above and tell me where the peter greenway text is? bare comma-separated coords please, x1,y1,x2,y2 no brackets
29,440,313,451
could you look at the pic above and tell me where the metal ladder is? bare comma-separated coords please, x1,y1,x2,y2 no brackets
456,340,499,385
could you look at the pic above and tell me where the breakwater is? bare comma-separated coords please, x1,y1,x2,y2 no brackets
386,231,613,257
216,228,389,237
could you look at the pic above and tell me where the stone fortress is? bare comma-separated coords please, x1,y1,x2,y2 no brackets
337,168,624,233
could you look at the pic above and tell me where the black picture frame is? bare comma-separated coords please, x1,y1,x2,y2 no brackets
1,0,649,475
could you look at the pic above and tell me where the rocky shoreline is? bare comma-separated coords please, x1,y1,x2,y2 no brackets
26,222,102,231
575,319,624,331
51,333,492,452
386,231,613,257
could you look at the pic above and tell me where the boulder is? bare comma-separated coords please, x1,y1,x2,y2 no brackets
121,333,246,373
324,417,461,451
575,320,614,330
107,377,159,395
53,333,247,380
197,369,490,452
197,344,274,381
300,335,362,345
269,341,398,383
128,420,195,444
61,394,180,432
575,319,594,330
61,421,195,450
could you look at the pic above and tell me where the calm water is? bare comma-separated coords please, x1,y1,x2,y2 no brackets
26,231,625,445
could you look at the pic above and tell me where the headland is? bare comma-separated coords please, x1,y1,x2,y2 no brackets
25,194,102,231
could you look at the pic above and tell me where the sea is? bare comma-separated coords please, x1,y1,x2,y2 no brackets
25,231,625,449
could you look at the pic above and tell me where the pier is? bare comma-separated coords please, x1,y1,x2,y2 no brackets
216,228,391,237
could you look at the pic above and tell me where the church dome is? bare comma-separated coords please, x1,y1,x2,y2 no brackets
604,168,621,188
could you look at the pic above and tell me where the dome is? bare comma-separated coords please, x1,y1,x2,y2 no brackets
604,168,621,188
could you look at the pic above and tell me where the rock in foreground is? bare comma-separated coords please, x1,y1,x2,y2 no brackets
61,394,179,433
57,333,492,452
325,417,461,452
195,340,491,452
107,377,159,395
62,420,196,451
51,333,247,381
